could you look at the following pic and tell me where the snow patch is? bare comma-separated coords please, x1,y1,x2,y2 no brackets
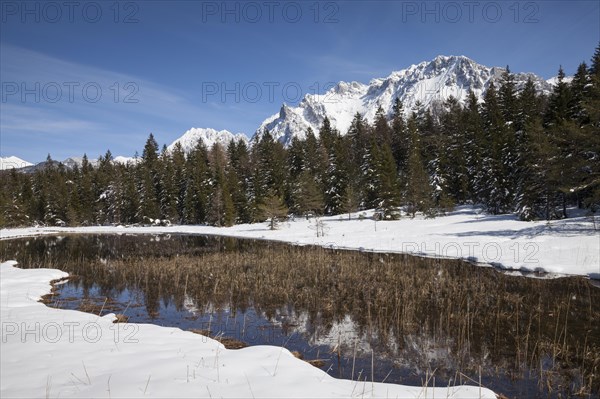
0,261,496,398
0,156,33,170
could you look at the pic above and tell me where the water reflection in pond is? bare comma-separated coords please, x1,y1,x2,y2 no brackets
1,234,598,399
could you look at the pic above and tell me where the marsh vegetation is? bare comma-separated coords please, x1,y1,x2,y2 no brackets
1,234,598,398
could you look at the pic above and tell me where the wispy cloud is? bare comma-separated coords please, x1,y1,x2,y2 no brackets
1,104,96,133
0,44,230,159
1,44,202,120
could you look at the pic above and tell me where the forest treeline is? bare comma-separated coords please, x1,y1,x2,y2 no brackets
1,46,599,228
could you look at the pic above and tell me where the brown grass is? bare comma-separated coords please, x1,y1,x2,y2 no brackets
3,234,599,396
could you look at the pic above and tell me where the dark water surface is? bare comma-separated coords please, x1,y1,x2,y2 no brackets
1,234,598,398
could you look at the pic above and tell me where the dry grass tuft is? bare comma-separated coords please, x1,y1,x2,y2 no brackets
4,234,599,397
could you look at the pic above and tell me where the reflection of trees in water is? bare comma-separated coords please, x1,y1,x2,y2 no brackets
2,234,599,397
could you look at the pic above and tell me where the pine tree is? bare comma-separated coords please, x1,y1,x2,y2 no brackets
207,143,235,226
561,63,598,211
544,67,577,218
481,82,512,214
292,170,324,216
184,140,211,224
438,96,465,206
360,135,381,209
0,169,31,226
391,98,409,186
405,114,433,217
119,163,140,224
170,142,187,223
227,139,252,223
346,113,369,199
562,45,600,211
580,43,600,209
315,118,347,215
545,67,571,126
589,42,600,76
158,145,177,221
373,105,391,145
498,66,519,202
463,90,485,203
377,142,401,218
499,66,518,124
250,129,286,220
142,133,159,166
287,136,305,180
568,62,591,124
137,135,160,222
514,78,546,220
78,154,95,224
302,128,324,178
95,150,117,224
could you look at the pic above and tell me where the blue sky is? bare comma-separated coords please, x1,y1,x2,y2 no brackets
1,0,599,162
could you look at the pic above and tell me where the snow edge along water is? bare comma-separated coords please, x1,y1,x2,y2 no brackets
0,260,497,398
1,206,599,280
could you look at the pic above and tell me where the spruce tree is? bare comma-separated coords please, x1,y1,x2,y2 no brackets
373,105,391,145
292,170,324,216
346,113,369,200
170,142,187,223
184,140,211,224
391,98,409,186
360,135,381,209
226,139,252,223
438,96,465,206
78,154,95,224
319,119,347,214
405,114,433,217
250,129,286,220
544,67,577,218
463,90,485,203
514,78,546,220
377,142,401,218
207,143,235,226
481,82,512,214
568,62,591,124
498,66,519,200
158,145,177,221
581,44,600,209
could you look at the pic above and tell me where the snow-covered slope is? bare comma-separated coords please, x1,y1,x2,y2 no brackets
256,55,554,145
61,157,95,169
546,75,574,86
0,156,33,170
168,127,249,153
113,156,139,165
60,156,138,168
2,206,597,278
18,156,138,173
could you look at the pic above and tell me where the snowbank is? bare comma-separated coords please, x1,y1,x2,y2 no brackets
0,261,495,398
2,206,598,278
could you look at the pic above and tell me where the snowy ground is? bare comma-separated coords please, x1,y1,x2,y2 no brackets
1,206,597,398
2,206,599,278
0,261,496,398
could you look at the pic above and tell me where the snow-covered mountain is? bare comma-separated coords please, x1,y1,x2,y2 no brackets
61,157,94,169
167,127,248,153
256,55,555,145
0,156,33,170
13,156,140,173
545,75,574,86
113,156,139,165
61,156,138,168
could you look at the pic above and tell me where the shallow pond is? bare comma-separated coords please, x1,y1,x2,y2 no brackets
1,234,598,398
